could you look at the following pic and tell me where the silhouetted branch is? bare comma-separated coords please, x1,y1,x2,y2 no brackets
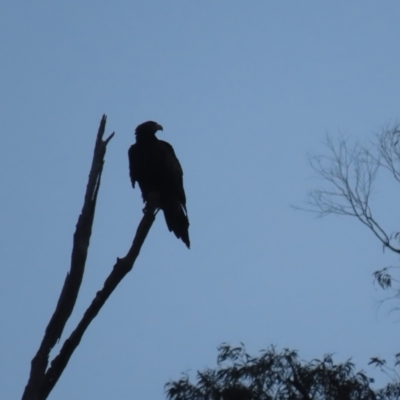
376,124,400,183
22,115,115,400
304,134,400,254
38,198,157,399
299,124,400,314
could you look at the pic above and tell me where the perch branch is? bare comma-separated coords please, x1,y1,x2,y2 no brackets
22,115,114,400
39,198,158,399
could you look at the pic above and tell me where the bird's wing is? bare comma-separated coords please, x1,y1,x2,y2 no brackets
128,144,137,188
159,140,184,174
159,140,187,208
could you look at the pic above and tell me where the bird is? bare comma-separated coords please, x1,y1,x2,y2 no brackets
128,121,190,248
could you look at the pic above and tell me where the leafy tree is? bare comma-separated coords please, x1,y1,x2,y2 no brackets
165,123,400,400
165,343,382,400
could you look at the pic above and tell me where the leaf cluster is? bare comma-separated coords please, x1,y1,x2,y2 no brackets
165,344,378,400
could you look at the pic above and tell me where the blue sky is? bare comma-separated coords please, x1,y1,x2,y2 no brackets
2,2,400,399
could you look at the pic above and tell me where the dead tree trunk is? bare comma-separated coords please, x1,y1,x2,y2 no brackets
22,115,156,400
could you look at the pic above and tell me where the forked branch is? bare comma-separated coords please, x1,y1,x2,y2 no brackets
37,198,157,399
22,115,116,400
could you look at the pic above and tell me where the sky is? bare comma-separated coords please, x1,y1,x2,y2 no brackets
2,2,400,399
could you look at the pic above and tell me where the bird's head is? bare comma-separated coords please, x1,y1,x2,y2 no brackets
135,121,163,138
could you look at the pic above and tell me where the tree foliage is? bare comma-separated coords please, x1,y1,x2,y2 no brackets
165,122,400,400
165,343,381,400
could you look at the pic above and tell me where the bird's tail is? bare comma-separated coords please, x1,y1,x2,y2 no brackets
162,198,190,248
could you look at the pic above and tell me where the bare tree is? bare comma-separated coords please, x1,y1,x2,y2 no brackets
304,123,400,303
22,115,158,400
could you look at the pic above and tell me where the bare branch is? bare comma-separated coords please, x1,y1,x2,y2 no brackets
37,197,158,400
304,134,400,254
22,115,115,400
376,123,400,183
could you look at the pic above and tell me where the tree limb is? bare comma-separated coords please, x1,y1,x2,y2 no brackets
304,134,400,254
22,115,114,400
37,198,157,399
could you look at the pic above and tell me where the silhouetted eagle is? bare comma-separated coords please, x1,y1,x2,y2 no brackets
128,121,190,248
